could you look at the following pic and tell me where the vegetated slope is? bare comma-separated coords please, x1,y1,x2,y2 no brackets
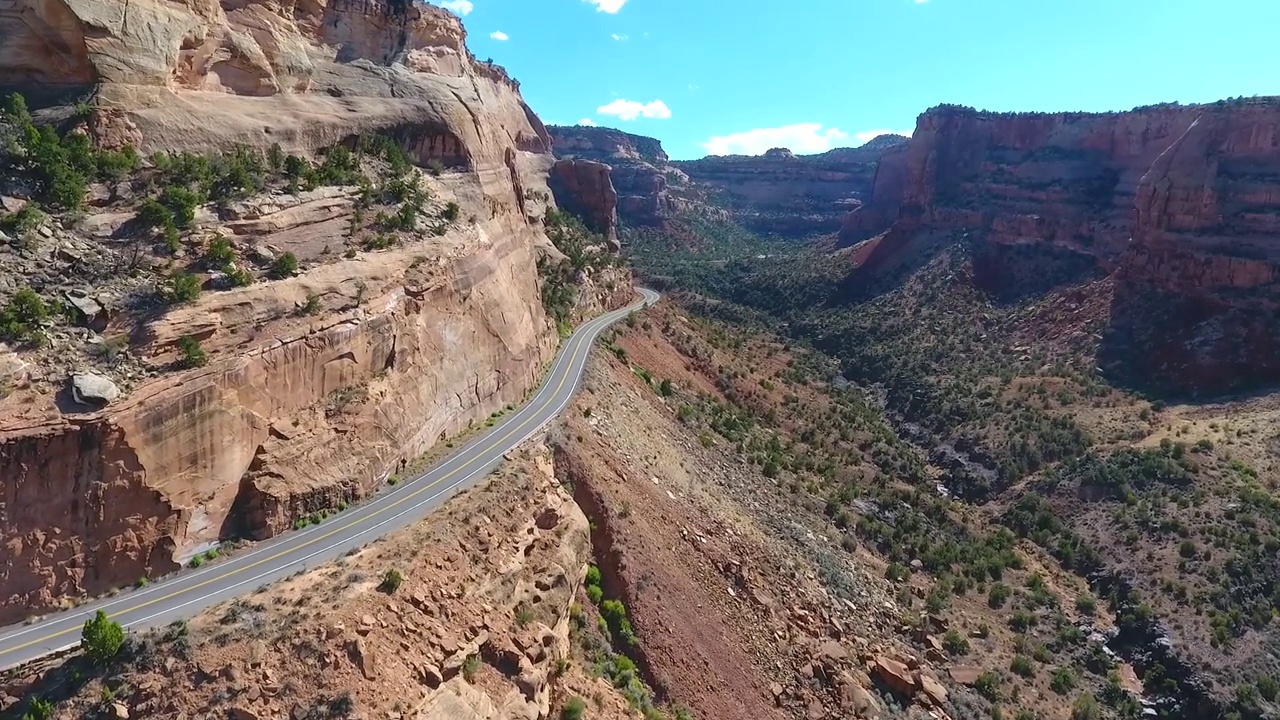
550,298,1160,720
0,0,630,626
625,202,1280,717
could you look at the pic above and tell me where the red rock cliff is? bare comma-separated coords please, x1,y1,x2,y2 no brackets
0,0,631,622
1110,98,1280,392
848,98,1280,393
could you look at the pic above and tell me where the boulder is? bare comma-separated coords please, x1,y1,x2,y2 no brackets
349,637,376,680
71,372,121,407
64,292,109,332
872,656,916,697
918,673,948,707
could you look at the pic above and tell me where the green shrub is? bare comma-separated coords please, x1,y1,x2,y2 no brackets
0,204,44,235
1071,693,1101,720
561,696,587,720
163,273,202,304
988,582,1012,608
22,696,53,720
0,288,49,342
974,671,1001,702
271,251,299,279
301,293,322,315
600,599,636,646
1258,675,1279,702
462,653,481,682
380,569,404,593
81,610,125,664
441,201,460,222
135,198,173,230
1050,667,1077,695
1011,655,1034,677
515,605,534,627
161,185,202,228
943,629,970,655
176,336,208,369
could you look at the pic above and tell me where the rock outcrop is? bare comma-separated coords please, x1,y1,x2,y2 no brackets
549,125,910,240
0,0,632,622
548,158,620,250
549,125,685,229
838,141,908,243
845,98,1280,393
1108,98,1280,393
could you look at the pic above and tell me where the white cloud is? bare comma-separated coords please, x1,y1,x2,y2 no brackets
489,30,508,41
579,118,598,126
701,123,850,156
440,0,473,15
597,98,671,121
584,0,627,13
854,129,913,144
611,33,629,41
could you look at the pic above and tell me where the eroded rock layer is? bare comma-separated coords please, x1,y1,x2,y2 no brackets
847,99,1280,393
0,0,630,621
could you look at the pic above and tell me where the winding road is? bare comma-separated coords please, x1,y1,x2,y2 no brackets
0,287,660,671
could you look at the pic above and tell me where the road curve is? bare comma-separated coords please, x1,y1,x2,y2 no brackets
0,287,660,670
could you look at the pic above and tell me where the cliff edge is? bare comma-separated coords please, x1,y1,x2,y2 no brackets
0,0,631,624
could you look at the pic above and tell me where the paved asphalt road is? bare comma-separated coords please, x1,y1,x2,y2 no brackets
0,287,660,671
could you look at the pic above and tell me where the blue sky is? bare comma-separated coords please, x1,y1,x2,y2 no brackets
439,0,1278,160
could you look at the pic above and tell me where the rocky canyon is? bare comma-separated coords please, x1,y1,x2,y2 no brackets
549,124,908,239
0,0,628,626
840,98,1280,395
3,2,1280,720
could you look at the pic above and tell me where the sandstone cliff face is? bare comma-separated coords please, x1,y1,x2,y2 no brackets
676,138,906,239
849,98,1280,393
1108,99,1280,392
0,0,631,621
5,0,553,208
0,221,564,623
548,125,684,229
871,105,1202,260
550,125,909,240
548,158,620,250
838,141,908,243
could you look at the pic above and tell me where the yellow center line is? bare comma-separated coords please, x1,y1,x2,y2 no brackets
0,308,615,657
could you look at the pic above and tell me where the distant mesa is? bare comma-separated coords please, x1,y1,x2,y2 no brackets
548,124,907,238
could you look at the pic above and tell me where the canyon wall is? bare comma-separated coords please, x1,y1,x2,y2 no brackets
676,138,906,238
548,158,620,249
548,125,686,229
550,124,909,240
846,98,1280,393
0,0,629,622
1109,99,1280,393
